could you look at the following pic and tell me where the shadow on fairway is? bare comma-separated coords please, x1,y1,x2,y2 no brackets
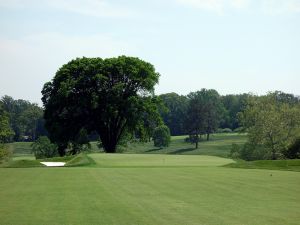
145,148,162,153
169,147,195,154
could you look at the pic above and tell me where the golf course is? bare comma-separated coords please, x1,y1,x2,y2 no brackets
1,134,300,225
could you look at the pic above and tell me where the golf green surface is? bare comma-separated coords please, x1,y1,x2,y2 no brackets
1,154,300,225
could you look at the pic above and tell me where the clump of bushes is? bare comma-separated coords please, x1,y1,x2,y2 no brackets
153,125,171,148
31,136,58,159
230,137,300,161
217,128,232,133
0,144,12,162
284,138,300,159
229,143,270,161
233,127,244,133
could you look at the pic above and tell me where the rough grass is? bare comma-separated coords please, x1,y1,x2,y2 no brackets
0,154,299,225
225,159,300,172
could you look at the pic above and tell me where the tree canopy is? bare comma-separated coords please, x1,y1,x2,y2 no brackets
0,95,46,141
239,92,300,160
159,93,188,136
0,102,14,143
42,56,160,155
185,89,224,148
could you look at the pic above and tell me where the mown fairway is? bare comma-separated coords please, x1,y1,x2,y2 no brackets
1,154,300,225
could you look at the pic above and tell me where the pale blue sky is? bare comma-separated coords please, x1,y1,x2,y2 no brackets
0,0,299,104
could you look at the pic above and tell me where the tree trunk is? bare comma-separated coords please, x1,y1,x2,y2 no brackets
195,140,198,149
57,143,67,156
207,133,210,141
100,135,118,153
271,147,276,160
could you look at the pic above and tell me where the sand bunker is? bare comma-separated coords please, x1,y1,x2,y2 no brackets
40,162,66,167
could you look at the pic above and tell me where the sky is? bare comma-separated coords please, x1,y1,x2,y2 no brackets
0,0,299,105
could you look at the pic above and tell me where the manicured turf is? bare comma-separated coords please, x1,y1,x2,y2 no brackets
1,154,300,225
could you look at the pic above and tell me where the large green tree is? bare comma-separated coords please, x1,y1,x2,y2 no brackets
185,89,224,148
239,93,300,160
42,56,160,155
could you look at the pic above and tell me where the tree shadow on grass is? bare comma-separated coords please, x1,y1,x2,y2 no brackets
168,147,196,155
145,148,163,153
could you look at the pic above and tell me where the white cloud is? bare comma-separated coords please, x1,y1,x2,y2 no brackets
262,0,300,15
0,0,136,18
175,0,249,13
48,0,136,18
230,0,249,9
176,0,224,13
175,0,300,14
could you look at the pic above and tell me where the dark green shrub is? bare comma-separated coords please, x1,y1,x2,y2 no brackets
284,138,300,159
229,143,240,159
31,136,58,159
229,142,270,161
153,125,171,148
0,144,12,162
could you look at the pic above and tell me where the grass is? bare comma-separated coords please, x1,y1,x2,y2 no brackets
0,154,78,168
7,141,33,155
1,134,299,224
90,153,233,167
225,159,300,172
65,153,96,167
0,153,300,225
6,133,247,159
120,133,247,158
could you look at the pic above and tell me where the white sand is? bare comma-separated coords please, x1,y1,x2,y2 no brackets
40,162,66,167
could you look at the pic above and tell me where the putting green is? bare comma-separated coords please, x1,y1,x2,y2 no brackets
89,153,234,167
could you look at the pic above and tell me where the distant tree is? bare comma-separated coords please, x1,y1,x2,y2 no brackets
202,90,225,141
185,91,205,148
0,96,45,141
185,89,224,148
153,125,171,148
239,93,300,160
19,104,44,140
42,56,160,155
159,93,188,135
31,136,58,159
0,103,14,143
220,94,249,130
135,96,164,142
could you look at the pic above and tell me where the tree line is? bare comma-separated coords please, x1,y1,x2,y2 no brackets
1,56,299,160
0,96,47,142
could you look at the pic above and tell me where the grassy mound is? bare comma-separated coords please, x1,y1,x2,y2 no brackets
225,159,300,172
65,153,95,167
